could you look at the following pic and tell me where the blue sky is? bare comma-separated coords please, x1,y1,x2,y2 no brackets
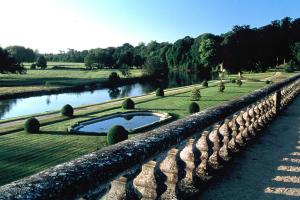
1,0,299,53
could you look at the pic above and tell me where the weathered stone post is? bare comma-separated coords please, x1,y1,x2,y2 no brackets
104,177,131,200
236,112,246,146
160,148,179,200
133,161,158,200
219,119,231,162
178,139,198,195
195,131,212,181
228,115,239,152
274,90,281,114
208,125,223,170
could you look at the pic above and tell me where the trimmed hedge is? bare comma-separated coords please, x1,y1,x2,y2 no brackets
188,102,200,114
219,81,225,92
190,87,201,101
24,118,40,133
122,98,135,109
202,80,208,87
107,125,129,145
156,88,164,97
61,104,74,117
265,80,271,84
236,79,243,87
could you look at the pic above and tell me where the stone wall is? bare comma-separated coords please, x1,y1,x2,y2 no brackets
0,74,300,200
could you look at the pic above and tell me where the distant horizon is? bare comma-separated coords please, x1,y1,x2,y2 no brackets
1,0,299,54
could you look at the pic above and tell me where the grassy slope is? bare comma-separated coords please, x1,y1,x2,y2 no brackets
0,62,142,94
0,81,267,185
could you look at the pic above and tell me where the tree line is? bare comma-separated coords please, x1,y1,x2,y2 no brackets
1,16,300,75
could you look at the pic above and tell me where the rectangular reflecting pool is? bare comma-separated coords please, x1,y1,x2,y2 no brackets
72,112,169,134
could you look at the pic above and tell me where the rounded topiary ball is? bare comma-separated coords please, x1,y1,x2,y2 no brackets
219,82,225,92
236,79,243,87
122,98,135,109
107,125,129,145
188,102,200,114
202,80,208,87
230,78,236,83
156,88,164,97
61,104,74,117
265,80,271,84
24,117,40,133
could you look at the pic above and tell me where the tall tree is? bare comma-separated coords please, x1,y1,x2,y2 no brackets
0,47,26,74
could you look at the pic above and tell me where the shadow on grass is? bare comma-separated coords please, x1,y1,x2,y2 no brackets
39,130,103,136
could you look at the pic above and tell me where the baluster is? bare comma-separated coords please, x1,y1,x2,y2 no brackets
133,161,157,200
219,119,231,161
236,112,247,146
242,109,251,141
257,103,265,130
160,148,179,200
253,104,262,132
248,106,257,137
104,177,131,200
208,125,223,170
178,139,199,195
195,131,213,181
228,115,239,152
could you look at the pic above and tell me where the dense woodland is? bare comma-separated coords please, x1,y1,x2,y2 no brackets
1,17,300,75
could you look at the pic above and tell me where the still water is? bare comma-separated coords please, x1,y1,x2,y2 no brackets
76,113,161,133
0,71,204,120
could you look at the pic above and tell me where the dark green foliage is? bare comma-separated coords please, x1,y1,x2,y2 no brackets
61,104,74,117
265,80,271,84
219,81,225,92
236,79,243,87
5,46,36,63
122,98,135,109
108,72,121,83
156,88,164,97
143,56,168,76
284,64,294,73
30,63,36,69
36,55,47,69
188,102,200,114
24,118,40,133
230,78,236,83
202,80,208,87
107,125,129,145
190,87,201,101
0,47,26,74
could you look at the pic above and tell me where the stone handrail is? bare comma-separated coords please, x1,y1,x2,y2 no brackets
1,74,300,199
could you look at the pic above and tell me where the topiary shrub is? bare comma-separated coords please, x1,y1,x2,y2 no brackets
236,79,243,87
156,88,164,97
188,102,200,114
219,81,225,92
30,63,36,70
107,125,129,145
61,104,74,117
122,98,135,109
108,72,121,83
265,80,271,84
190,87,201,101
202,80,208,87
24,117,40,133
230,78,236,83
284,65,294,73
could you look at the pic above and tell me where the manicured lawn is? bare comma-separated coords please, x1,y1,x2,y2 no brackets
0,81,267,186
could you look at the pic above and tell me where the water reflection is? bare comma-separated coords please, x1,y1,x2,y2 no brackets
0,71,204,120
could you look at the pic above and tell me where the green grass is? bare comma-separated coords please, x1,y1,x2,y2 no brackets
0,62,142,94
0,81,267,186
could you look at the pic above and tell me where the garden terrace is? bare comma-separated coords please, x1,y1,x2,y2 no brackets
0,74,300,199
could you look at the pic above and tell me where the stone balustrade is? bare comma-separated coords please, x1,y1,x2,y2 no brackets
1,74,300,200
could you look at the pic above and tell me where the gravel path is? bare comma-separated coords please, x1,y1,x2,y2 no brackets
196,95,300,200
